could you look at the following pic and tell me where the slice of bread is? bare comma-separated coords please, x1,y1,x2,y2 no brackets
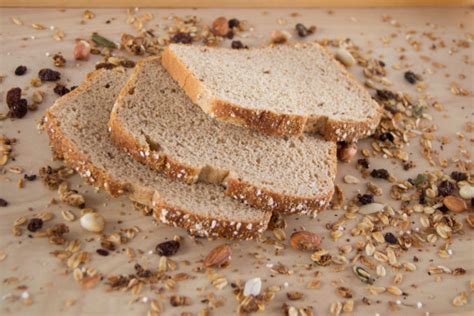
109,57,337,216
44,67,271,240
161,43,382,142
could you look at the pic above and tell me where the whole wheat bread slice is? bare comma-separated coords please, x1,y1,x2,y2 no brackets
44,67,271,240
161,43,382,142
109,57,337,216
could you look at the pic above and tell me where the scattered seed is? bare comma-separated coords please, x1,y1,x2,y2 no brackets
353,266,375,284
91,32,117,48
404,71,417,84
335,48,355,67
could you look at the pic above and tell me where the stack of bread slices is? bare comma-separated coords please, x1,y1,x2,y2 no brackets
44,43,381,240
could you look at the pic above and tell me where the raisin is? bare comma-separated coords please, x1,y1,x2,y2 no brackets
38,68,61,81
156,240,180,256
419,190,426,205
371,169,389,179
96,248,110,256
27,218,43,232
357,158,369,169
0,198,8,207
53,84,70,96
171,32,193,44
225,30,234,39
9,100,28,118
231,40,247,49
375,89,397,101
450,171,467,181
6,87,22,107
228,18,240,28
384,232,398,244
24,174,37,181
437,180,455,196
379,132,394,142
357,194,374,205
14,65,27,76
295,23,309,37
404,71,417,84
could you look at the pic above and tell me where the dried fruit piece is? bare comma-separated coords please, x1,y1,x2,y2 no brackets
74,40,91,60
53,84,70,96
358,194,374,205
295,23,315,37
171,32,192,44
203,244,231,268
14,65,27,76
27,218,43,232
290,231,321,251
156,240,180,256
438,180,455,196
80,212,105,233
38,68,61,81
443,196,467,213
211,17,229,36
353,266,374,284
231,40,247,49
404,71,417,84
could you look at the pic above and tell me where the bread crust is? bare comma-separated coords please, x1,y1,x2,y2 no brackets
161,44,382,142
110,58,337,216
44,68,270,240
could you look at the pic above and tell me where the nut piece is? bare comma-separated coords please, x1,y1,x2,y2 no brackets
80,212,105,233
290,231,321,251
270,30,291,44
211,17,229,36
459,185,474,199
203,244,231,268
243,277,262,296
338,143,357,162
335,48,355,67
443,196,467,213
74,40,91,60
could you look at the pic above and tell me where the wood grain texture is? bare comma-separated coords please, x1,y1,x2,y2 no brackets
0,7,473,316
1,0,473,7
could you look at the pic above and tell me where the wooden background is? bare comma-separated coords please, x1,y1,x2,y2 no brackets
0,5,473,316
1,0,473,7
